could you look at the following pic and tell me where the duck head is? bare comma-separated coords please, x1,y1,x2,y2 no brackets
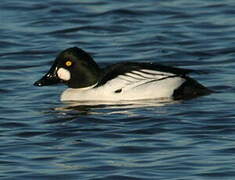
34,47,101,88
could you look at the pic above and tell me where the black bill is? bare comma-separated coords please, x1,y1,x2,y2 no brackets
34,63,61,86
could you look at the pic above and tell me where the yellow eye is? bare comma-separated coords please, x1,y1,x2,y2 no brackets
65,60,72,67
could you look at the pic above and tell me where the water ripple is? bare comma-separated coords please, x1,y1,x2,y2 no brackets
1,0,235,179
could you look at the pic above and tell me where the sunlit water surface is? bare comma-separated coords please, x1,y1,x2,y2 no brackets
1,0,235,179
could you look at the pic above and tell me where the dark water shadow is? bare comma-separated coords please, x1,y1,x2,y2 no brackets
53,98,181,115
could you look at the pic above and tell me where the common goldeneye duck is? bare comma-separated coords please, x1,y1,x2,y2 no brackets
34,47,212,101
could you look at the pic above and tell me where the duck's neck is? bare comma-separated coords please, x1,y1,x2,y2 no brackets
67,66,102,89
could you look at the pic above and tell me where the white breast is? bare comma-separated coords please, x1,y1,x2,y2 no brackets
60,69,185,101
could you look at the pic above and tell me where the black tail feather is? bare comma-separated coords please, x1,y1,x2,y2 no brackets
173,77,212,100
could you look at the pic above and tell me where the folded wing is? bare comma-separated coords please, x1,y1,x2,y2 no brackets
102,68,181,92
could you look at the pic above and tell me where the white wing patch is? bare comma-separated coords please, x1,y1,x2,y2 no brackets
105,69,179,92
134,69,174,77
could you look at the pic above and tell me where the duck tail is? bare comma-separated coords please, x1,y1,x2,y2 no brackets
173,77,213,100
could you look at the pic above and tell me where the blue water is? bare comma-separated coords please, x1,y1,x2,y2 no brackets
1,0,235,179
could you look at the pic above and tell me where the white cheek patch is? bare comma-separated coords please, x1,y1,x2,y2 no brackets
57,68,71,81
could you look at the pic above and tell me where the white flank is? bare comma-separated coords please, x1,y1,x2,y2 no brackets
60,68,186,102
57,68,71,81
